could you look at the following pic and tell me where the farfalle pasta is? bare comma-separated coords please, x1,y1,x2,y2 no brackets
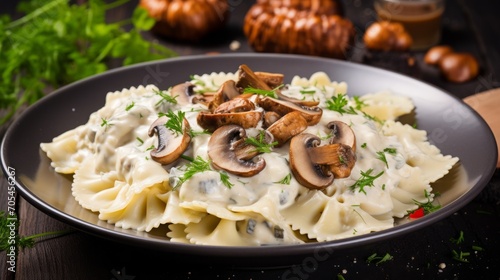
40,67,459,246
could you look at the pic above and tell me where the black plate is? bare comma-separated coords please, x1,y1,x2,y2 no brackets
1,53,497,267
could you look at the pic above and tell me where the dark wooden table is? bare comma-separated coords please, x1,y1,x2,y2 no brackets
1,0,500,279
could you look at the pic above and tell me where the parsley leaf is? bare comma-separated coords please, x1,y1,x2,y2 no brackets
0,0,176,125
326,94,356,115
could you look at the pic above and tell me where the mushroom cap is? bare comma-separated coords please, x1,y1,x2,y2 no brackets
289,133,334,190
266,111,308,146
327,120,356,151
148,116,191,165
208,125,266,177
171,82,195,105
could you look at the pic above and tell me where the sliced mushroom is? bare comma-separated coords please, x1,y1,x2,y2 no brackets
213,97,255,113
289,133,334,190
192,91,216,106
307,143,356,178
208,125,266,177
197,110,263,132
257,96,322,126
236,64,272,90
327,121,356,151
148,116,191,165
171,82,196,105
208,80,242,111
266,111,308,147
255,71,284,88
263,111,281,128
275,91,320,107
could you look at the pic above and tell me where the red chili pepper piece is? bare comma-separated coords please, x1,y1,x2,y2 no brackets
409,207,425,219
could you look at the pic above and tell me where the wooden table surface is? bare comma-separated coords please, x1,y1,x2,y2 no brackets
1,0,500,279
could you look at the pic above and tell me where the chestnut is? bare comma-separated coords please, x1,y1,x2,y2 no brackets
363,21,413,51
438,53,479,83
424,45,454,65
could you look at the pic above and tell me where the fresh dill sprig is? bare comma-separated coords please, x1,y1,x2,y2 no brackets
366,253,393,265
175,156,233,189
413,190,441,214
376,147,398,167
159,110,185,136
125,101,135,111
349,169,384,194
155,88,178,106
243,85,283,98
275,173,292,185
245,131,278,153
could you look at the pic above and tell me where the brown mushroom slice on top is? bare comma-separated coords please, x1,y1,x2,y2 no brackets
257,96,323,126
263,111,281,128
307,143,356,178
266,111,308,147
289,133,334,190
171,82,196,105
208,80,242,112
254,71,284,88
148,116,191,165
236,64,272,91
275,91,320,107
327,120,356,151
213,97,255,113
197,110,263,132
208,125,266,177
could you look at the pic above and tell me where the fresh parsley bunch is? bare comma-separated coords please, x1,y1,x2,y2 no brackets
0,0,177,125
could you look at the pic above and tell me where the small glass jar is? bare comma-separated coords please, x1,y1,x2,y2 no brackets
374,0,445,50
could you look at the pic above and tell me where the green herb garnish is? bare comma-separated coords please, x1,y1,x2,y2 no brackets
0,212,71,252
245,131,278,153
412,190,441,215
450,230,465,245
243,85,283,98
160,110,185,136
0,0,176,125
175,156,233,189
376,147,397,167
155,89,178,105
275,173,292,185
125,102,135,111
349,169,384,194
452,250,470,263
326,94,356,115
366,253,393,265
